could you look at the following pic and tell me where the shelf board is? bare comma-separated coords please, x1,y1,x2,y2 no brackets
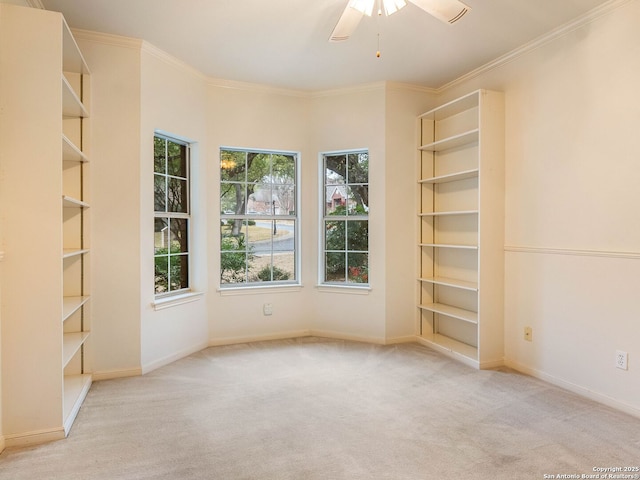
419,90,479,121
419,129,479,152
63,331,90,367
419,210,478,217
418,333,478,363
418,302,478,324
63,248,90,259
63,373,92,435
419,243,478,250
419,169,479,184
62,135,88,163
62,75,88,118
419,276,478,291
63,296,90,322
62,20,90,74
62,195,89,208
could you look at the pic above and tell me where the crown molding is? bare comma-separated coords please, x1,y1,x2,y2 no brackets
438,0,635,93
71,29,143,50
310,81,387,99
207,77,310,98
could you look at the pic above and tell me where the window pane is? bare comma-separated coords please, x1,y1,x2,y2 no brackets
247,152,270,184
325,186,347,216
155,256,169,294
347,184,369,215
221,219,249,246
221,183,245,215
347,220,368,251
220,252,248,284
348,253,368,283
325,252,345,282
273,220,294,252
168,178,188,213
325,155,346,185
272,154,295,184
154,137,166,174
169,218,188,254
169,254,189,291
167,142,187,177
325,220,345,251
154,218,169,253
274,185,295,215
154,174,166,212
221,150,246,182
347,152,368,184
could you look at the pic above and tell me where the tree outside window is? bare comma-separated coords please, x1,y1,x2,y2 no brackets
323,151,369,285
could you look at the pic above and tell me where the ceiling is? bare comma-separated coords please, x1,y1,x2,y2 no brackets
41,0,613,92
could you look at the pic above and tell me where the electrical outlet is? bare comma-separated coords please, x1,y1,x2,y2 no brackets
263,303,273,316
616,350,628,370
524,326,532,342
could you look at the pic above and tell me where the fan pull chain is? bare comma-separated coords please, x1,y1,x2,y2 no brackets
376,0,382,57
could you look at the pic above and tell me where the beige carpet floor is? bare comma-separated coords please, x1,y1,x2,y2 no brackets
1,337,639,479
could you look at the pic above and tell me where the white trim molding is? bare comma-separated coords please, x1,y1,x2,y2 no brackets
505,358,640,420
4,427,65,448
504,245,640,260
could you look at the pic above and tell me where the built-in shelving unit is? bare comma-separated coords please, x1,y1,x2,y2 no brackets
61,14,92,435
0,4,92,445
416,90,504,369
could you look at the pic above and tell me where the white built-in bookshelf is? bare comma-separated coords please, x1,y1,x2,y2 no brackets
416,90,505,369
0,4,91,444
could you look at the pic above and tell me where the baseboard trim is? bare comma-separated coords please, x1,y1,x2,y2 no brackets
4,427,65,448
208,330,417,347
309,329,387,345
209,330,312,347
505,358,640,419
142,341,210,375
92,367,143,381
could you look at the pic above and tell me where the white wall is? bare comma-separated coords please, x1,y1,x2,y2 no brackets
207,82,314,343
74,32,144,379
441,0,640,415
384,84,436,341
139,44,209,372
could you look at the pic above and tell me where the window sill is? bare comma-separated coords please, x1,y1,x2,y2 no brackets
218,283,303,296
152,291,204,311
316,284,371,295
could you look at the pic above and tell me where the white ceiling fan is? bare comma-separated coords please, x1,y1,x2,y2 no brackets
330,0,471,42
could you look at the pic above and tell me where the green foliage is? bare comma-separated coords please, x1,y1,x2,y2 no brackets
220,235,254,283
154,246,187,293
324,204,369,283
257,266,290,282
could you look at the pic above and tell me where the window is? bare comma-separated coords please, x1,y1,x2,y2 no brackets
220,148,298,287
322,151,369,285
154,134,190,295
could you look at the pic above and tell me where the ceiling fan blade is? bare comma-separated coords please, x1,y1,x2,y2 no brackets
329,5,364,42
408,0,470,24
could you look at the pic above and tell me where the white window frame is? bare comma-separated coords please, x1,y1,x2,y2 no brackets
319,149,370,290
219,147,301,290
154,132,192,298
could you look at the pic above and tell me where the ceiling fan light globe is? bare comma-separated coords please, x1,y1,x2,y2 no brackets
348,0,374,16
383,0,407,15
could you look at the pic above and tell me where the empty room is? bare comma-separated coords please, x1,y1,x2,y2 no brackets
0,0,639,478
